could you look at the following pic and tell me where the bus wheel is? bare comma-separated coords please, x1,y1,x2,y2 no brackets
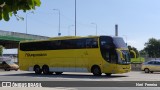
55,72,63,75
92,66,102,76
105,73,112,76
34,65,42,74
42,65,50,75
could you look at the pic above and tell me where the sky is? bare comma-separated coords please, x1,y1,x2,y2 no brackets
1,0,160,53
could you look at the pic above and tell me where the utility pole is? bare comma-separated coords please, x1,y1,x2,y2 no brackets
75,0,77,36
53,9,61,36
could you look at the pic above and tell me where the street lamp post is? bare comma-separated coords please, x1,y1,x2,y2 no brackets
91,23,97,36
53,9,61,36
75,0,77,36
26,11,34,34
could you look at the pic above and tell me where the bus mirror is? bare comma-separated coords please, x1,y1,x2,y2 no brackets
130,50,136,58
116,49,125,61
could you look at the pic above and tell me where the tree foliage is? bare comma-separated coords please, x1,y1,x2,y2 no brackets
139,49,147,57
0,0,41,21
144,38,160,58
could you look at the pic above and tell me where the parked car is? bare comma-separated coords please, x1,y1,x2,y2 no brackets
0,57,19,71
141,60,160,73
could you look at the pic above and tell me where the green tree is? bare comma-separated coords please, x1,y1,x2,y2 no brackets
139,49,147,57
0,0,41,21
132,47,139,58
144,38,160,58
0,45,3,56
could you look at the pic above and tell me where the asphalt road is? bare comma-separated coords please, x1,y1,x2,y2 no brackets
0,70,160,81
0,70,160,90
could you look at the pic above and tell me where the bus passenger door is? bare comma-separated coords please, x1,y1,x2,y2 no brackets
106,49,118,74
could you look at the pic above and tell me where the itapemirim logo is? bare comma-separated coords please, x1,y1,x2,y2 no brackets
25,53,47,57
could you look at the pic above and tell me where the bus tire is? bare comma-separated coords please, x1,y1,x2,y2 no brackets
91,66,102,76
42,65,50,75
34,65,42,74
55,72,63,75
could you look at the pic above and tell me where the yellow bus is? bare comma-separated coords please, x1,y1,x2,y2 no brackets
18,35,131,76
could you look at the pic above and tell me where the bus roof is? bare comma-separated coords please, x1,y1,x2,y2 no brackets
20,35,123,43
20,36,98,43
49,35,102,40
49,36,82,40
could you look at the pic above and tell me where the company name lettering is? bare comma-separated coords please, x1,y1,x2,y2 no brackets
25,53,47,57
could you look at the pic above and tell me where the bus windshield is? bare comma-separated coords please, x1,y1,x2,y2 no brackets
100,36,130,65
117,50,131,64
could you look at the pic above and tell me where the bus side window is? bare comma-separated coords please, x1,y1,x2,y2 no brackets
92,38,98,48
101,37,115,49
86,39,91,48
53,40,61,50
86,38,98,48
76,39,86,49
